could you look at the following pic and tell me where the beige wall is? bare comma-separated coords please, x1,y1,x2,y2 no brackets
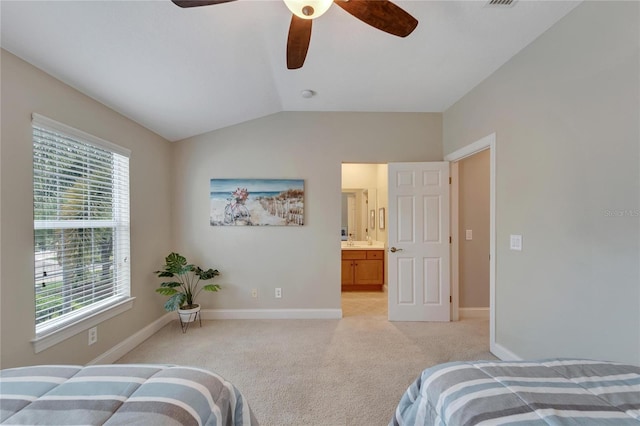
458,149,490,308
342,163,378,189
172,112,441,311
0,50,174,368
443,2,639,364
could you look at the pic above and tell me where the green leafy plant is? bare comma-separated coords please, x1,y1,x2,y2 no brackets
154,252,220,311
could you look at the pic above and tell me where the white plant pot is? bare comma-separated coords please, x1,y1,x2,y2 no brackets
178,304,200,323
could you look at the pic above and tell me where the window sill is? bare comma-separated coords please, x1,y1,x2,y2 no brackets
31,297,135,353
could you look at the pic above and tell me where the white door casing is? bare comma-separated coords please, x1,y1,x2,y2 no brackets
388,162,451,322
444,133,497,356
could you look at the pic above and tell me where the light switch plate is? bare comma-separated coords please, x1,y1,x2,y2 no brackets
465,229,473,240
510,234,522,251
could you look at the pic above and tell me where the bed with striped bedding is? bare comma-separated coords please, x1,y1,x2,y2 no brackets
0,364,257,425
391,359,640,425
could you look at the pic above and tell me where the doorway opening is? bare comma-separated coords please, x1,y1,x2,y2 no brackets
341,163,388,318
445,133,496,352
451,150,490,320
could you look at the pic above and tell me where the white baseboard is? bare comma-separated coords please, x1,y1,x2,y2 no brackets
88,312,173,365
202,309,343,320
491,342,522,361
459,307,490,319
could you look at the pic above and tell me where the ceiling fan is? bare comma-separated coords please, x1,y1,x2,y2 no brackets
171,0,418,69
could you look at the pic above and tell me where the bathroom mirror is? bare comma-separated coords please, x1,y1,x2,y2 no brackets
341,188,376,241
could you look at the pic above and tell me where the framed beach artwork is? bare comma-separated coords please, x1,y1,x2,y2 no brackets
210,179,304,226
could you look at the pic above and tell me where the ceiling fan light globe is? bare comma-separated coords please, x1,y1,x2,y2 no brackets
283,0,332,19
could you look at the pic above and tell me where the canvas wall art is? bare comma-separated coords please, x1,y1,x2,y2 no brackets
210,179,304,226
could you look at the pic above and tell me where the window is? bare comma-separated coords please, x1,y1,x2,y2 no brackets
32,114,131,350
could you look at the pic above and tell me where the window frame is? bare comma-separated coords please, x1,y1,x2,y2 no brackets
31,114,134,353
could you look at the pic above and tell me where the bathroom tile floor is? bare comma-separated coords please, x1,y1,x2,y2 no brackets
341,291,387,317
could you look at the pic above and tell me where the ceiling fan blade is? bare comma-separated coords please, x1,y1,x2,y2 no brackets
333,0,418,37
287,15,312,70
172,0,236,8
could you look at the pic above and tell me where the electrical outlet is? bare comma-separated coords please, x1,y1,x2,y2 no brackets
88,327,98,345
275,288,282,298
251,288,258,298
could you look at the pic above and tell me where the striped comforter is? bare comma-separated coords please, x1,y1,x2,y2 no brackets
0,364,258,425
391,359,640,425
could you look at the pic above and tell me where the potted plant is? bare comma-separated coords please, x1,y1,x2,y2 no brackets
154,252,221,323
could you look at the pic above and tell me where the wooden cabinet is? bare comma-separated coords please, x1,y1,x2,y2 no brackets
341,250,384,291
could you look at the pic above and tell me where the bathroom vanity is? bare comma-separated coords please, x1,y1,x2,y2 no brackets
341,242,385,291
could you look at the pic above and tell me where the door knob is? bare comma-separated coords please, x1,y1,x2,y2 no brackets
390,247,403,253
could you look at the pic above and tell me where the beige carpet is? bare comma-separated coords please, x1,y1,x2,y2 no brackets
117,292,496,426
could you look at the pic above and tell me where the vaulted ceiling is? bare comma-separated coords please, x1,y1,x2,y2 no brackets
1,0,580,141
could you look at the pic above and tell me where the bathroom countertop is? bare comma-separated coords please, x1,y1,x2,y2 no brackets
341,241,385,250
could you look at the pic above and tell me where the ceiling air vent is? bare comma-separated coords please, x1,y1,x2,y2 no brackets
485,0,516,7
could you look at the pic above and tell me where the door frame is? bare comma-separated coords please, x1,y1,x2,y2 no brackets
444,133,496,351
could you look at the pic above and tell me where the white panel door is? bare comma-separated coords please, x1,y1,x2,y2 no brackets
388,162,450,322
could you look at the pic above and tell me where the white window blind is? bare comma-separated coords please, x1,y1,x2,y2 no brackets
32,114,130,339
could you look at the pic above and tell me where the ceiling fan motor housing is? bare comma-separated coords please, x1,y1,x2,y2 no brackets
283,0,333,19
